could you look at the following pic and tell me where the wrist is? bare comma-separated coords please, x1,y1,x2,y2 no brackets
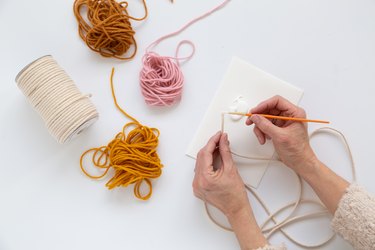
223,189,251,219
227,202,267,249
226,201,252,223
296,153,322,181
226,202,262,240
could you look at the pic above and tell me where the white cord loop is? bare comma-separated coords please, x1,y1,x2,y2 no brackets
206,115,356,248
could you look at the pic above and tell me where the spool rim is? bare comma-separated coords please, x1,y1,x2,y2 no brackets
64,115,99,143
15,55,52,83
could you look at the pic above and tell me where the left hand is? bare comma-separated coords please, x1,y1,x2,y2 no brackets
192,131,249,217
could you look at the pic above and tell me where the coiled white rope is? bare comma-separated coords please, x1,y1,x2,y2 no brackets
16,55,99,143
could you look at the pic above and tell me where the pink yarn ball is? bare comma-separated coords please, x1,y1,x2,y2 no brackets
140,52,184,106
139,0,229,106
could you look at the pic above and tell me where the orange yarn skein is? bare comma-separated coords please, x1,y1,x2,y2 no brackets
80,68,163,200
73,0,148,60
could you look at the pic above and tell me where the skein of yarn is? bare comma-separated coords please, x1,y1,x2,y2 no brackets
73,0,148,60
15,55,99,143
139,0,230,106
80,68,163,200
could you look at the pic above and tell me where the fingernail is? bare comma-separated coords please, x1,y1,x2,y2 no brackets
224,133,229,143
251,115,260,123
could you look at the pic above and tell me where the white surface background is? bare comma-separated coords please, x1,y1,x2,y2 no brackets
0,0,374,249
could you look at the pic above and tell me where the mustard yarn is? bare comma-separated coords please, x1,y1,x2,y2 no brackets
73,0,148,60
80,68,163,200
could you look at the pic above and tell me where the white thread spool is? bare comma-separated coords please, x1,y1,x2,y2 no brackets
15,55,99,143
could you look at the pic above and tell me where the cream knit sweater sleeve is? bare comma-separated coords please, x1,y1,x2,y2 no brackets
255,245,286,250
331,183,375,250
257,183,375,250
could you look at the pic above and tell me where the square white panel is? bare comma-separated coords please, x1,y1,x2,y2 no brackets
186,57,304,188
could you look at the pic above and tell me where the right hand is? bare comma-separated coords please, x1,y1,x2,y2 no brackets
246,95,317,175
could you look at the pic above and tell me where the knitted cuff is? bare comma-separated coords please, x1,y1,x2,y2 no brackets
254,244,287,250
331,183,375,250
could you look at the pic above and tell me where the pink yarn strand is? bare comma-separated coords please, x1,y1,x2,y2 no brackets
140,0,231,106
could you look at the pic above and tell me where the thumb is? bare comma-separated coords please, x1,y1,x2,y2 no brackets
250,115,280,138
219,133,233,166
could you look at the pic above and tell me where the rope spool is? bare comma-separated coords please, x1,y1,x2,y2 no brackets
15,55,99,143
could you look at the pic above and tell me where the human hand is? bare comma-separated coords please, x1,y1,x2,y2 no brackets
246,95,317,175
193,132,268,249
192,131,249,217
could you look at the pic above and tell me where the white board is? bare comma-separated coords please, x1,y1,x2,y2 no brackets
186,57,304,188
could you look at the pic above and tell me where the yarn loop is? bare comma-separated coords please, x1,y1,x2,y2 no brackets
139,0,230,106
140,53,183,106
80,68,163,200
73,0,148,60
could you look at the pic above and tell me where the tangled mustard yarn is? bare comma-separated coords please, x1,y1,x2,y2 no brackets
73,0,148,60
80,68,163,200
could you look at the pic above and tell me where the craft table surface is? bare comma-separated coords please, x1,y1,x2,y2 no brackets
1,0,375,249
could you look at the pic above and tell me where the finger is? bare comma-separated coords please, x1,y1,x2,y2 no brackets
249,114,286,127
250,114,281,138
296,107,307,119
251,95,298,115
247,96,287,125
253,126,266,144
219,133,233,166
202,131,222,154
193,185,203,200
212,149,222,171
195,131,222,175
246,114,253,125
274,118,286,127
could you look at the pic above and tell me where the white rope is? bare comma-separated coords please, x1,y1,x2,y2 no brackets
205,114,356,248
16,55,99,143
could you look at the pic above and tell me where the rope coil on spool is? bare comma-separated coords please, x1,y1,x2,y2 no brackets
15,55,99,143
